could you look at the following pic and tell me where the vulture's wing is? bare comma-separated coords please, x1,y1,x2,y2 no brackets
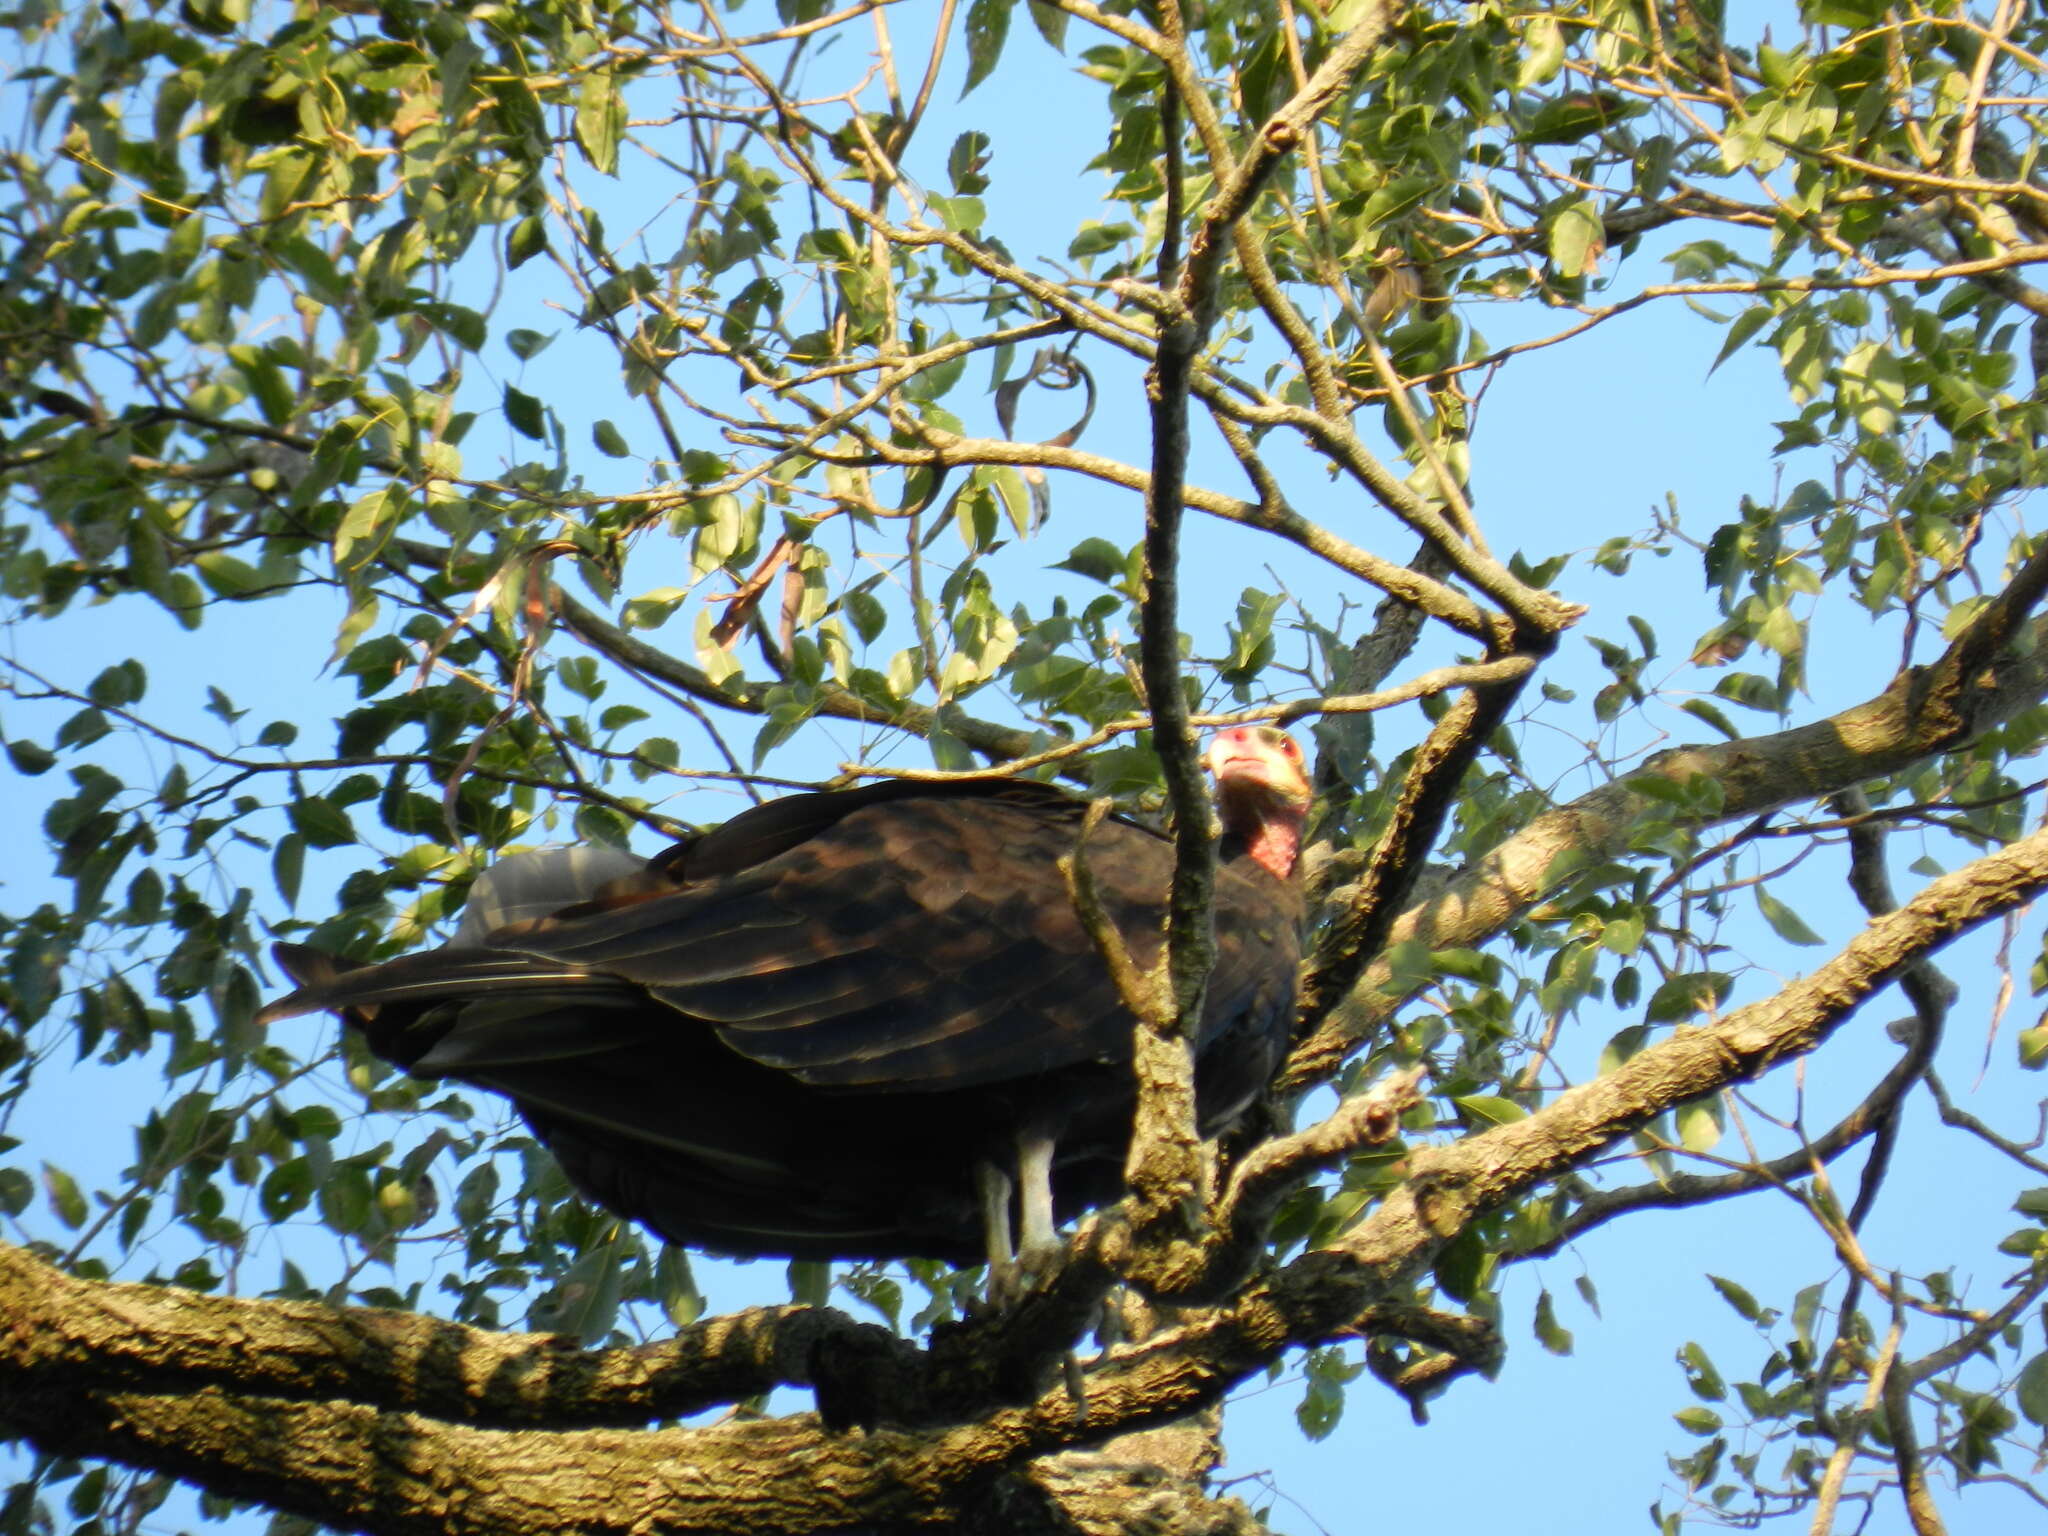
484,781,1178,1090
264,774,1299,1104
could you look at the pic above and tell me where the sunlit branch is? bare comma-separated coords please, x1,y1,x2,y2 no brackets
1334,819,2048,1283
1295,677,1533,1045
794,427,1497,639
1282,584,2048,1093
842,657,1537,783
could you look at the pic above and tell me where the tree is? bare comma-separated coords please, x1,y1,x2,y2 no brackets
4,0,2048,1531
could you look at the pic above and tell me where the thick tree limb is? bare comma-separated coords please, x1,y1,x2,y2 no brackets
0,1244,913,1428
1325,820,2048,1277
1282,598,2048,1091
1506,1017,1932,1261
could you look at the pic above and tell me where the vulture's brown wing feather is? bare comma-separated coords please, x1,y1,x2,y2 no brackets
493,791,1154,1089
484,785,1299,1104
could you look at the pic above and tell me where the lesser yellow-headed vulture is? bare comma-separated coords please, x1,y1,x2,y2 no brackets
257,726,1311,1268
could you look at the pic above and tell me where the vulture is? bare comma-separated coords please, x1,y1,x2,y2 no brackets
257,726,1311,1270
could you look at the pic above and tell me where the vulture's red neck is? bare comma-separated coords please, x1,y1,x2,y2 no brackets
1224,804,1304,882
1206,726,1313,882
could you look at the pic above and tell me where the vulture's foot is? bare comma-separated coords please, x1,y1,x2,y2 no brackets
978,1234,1067,1311
971,1132,1067,1309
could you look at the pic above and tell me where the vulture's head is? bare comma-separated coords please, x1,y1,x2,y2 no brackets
1204,726,1312,879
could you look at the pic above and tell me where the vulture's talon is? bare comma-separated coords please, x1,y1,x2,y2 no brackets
978,1234,1066,1310
1016,1237,1066,1291
983,1243,1062,1309
979,1261,1019,1312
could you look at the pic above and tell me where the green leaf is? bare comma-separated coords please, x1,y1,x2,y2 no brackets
330,594,381,667
6,739,57,775
229,343,294,426
1710,304,1773,374
658,1245,705,1327
1521,91,1636,145
1576,1274,1602,1318
87,660,147,707
1432,1225,1493,1303
845,589,887,644
1518,16,1564,88
953,484,998,552
42,1162,87,1229
886,648,919,700
504,385,547,439
1708,1274,1761,1322
1677,698,1741,740
961,0,1012,96
1295,1347,1355,1441
1634,135,1677,201
1645,972,1732,1023
623,587,688,630
1676,1095,1723,1153
506,328,555,361
1548,199,1603,279
273,831,305,910
1533,1289,1574,1355
57,707,111,750
532,1236,627,1344
1053,536,1129,585
507,214,549,269
926,193,986,233
1673,1406,1723,1437
1599,1026,1648,1077
262,1159,315,1221
1754,887,1824,946
288,797,358,850
1067,221,1135,260
575,67,624,175
335,488,402,568
986,466,1032,535
419,302,486,352
1026,0,1066,50
948,131,992,193
2019,1351,2048,1428
1453,1094,1528,1127
1679,1342,1724,1399
1356,175,1431,233
787,1258,831,1307
194,551,266,599
1713,670,1785,714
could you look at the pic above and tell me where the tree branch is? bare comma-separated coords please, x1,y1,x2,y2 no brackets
0,1243,913,1430
1328,819,2048,1281
1282,589,2048,1092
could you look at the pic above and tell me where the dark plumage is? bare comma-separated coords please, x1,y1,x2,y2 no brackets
258,728,1311,1266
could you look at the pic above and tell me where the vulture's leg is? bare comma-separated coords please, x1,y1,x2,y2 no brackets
975,1159,1017,1288
980,1132,1058,1307
997,1126,1065,1303
1014,1127,1059,1261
